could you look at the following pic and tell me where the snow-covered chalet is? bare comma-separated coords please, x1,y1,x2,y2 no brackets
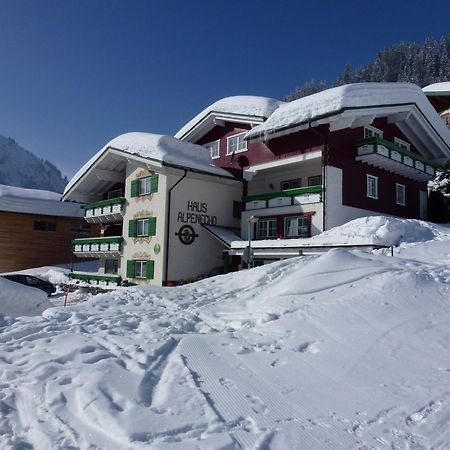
63,83,450,286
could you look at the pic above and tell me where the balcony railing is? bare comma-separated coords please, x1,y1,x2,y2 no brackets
244,186,323,211
72,236,123,258
82,197,126,223
69,272,121,286
355,137,438,182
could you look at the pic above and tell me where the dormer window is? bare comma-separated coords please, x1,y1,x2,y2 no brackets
394,137,410,151
204,140,220,159
364,125,383,139
226,132,247,155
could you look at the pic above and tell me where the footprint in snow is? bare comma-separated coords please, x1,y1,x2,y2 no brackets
294,341,320,354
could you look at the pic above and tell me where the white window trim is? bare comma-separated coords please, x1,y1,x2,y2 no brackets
396,183,406,206
136,218,149,236
226,132,247,155
205,139,221,159
367,174,378,199
135,260,147,279
139,177,151,195
364,125,383,139
394,137,410,151
284,216,309,238
257,218,277,239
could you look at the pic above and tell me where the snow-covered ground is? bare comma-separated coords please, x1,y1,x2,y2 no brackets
1,218,450,449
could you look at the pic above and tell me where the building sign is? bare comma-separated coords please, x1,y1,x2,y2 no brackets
177,201,217,225
175,225,198,245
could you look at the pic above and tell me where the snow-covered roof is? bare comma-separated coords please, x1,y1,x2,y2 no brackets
175,96,284,141
64,132,235,198
246,83,450,154
0,184,83,217
422,82,450,95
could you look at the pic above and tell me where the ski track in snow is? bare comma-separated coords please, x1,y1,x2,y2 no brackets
1,237,450,448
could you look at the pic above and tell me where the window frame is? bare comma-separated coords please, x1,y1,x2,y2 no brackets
105,259,119,274
256,218,277,240
394,137,410,152
308,175,322,186
284,216,309,238
366,174,378,199
396,183,406,206
364,125,383,139
138,177,152,195
226,132,247,155
135,260,147,279
205,139,220,159
281,178,302,190
136,218,149,237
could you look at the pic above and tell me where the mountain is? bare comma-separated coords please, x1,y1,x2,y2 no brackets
0,135,68,193
285,33,450,101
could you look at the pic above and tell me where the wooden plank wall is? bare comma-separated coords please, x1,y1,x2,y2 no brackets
0,211,94,273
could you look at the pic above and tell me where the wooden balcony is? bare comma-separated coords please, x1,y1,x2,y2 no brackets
72,236,123,258
355,137,437,182
244,186,323,211
82,197,126,223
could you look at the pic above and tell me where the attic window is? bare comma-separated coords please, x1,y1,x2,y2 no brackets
364,125,383,139
226,132,247,155
204,140,220,159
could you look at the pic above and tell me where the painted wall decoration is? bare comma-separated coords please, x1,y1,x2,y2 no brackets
175,225,198,245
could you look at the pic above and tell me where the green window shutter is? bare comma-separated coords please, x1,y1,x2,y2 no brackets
131,180,139,197
126,260,135,278
148,217,157,236
146,260,154,279
128,220,137,237
150,174,159,193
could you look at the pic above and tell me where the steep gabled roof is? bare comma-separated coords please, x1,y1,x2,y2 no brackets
62,133,236,202
175,96,284,142
245,83,450,162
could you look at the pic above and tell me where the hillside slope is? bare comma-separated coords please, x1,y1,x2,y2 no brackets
0,135,67,193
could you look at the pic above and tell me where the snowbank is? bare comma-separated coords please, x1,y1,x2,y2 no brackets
422,81,450,94
0,277,53,318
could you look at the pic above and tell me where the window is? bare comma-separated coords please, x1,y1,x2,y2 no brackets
129,217,157,237
394,137,410,152
34,220,56,231
126,259,154,279
226,132,247,155
131,175,159,197
285,216,309,238
233,201,242,219
308,175,322,186
281,178,301,190
135,260,147,278
205,140,220,159
105,259,119,274
107,188,123,199
364,125,383,139
396,183,406,206
256,218,277,239
136,218,149,236
367,175,378,199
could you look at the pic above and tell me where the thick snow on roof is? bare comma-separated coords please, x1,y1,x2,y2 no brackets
64,132,234,196
422,82,450,95
247,82,450,142
175,96,284,139
0,184,83,217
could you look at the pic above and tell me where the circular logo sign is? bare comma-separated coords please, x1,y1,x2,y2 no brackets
175,225,198,245
153,243,161,255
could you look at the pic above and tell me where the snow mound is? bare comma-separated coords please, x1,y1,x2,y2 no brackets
0,277,53,318
313,216,441,246
422,82,450,94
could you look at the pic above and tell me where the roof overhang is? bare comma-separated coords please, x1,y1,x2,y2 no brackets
247,103,450,163
176,111,266,143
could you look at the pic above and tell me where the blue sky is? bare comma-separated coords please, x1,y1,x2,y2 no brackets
0,0,449,178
